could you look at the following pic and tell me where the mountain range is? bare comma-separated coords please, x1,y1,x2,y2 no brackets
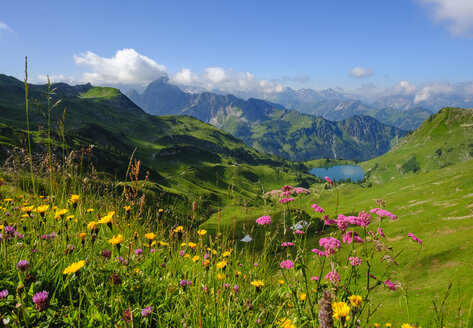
129,77,406,161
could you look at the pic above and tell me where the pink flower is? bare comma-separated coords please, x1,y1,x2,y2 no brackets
349,256,363,267
311,248,325,257
325,271,340,284
281,242,295,247
280,260,295,269
311,276,320,281
294,230,305,235
342,231,364,244
294,187,311,194
337,215,349,232
407,232,422,245
384,279,400,291
256,215,271,225
279,197,295,204
311,203,325,213
325,176,334,186
322,215,338,225
319,237,341,256
370,208,397,220
282,185,293,192
378,227,385,238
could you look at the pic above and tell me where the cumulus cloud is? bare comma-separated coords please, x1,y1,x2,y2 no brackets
171,66,285,94
421,0,473,37
349,66,375,78
37,74,76,84
73,48,168,84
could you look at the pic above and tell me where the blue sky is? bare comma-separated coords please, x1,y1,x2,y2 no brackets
1,0,473,96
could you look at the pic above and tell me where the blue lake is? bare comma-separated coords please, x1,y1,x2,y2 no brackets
309,165,365,182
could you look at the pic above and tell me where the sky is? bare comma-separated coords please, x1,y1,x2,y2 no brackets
1,0,473,98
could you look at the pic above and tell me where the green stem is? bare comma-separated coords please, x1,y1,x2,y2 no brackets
24,57,35,193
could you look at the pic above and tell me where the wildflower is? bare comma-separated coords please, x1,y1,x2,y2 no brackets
123,308,131,324
108,234,124,246
325,271,340,284
374,324,381,328
141,306,153,317
21,205,34,215
179,250,185,257
179,280,193,291
159,241,169,246
135,248,143,255
216,261,227,269
79,232,87,240
188,242,197,249
98,213,112,225
64,244,75,255
255,215,271,225
280,260,294,269
401,325,413,328
370,208,397,220
278,279,285,285
300,293,306,302
325,176,334,186
87,221,98,231
378,227,385,238
279,197,295,204
3,198,14,202
145,232,156,240
35,205,49,217
197,229,207,236
386,324,392,327
312,203,325,213
319,290,333,328
123,205,131,212
281,242,294,247
349,295,362,307
217,273,226,280
294,230,304,235
342,231,364,244
240,234,253,242
173,226,184,233
332,301,350,321
16,260,30,272
222,250,231,257
102,249,112,259
86,208,94,213
278,317,297,328
0,289,8,299
66,215,74,220
251,280,264,292
319,237,341,255
63,260,85,275
349,256,363,267
407,232,422,245
32,290,49,311
384,279,400,291
192,255,200,262
54,209,68,219
110,274,122,285
282,185,293,192
68,194,80,206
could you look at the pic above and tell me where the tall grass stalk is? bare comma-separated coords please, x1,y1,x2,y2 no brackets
24,56,35,193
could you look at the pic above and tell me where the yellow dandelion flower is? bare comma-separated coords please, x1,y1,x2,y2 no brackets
222,251,231,257
68,194,80,205
278,317,297,328
108,234,124,245
184,254,190,259
98,214,112,224
211,250,217,255
349,295,362,307
173,226,184,233
86,208,94,213
87,221,98,230
202,259,210,267
79,232,87,239
144,232,156,240
0,225,3,230
180,242,187,247
63,260,85,275
3,198,14,202
216,261,227,269
278,280,285,285
123,205,131,212
217,273,226,280
300,293,306,302
187,242,197,249
35,205,49,214
21,214,30,218
159,241,169,246
66,215,74,220
401,325,413,328
374,324,380,328
54,209,68,219
21,205,34,213
192,255,200,262
197,229,207,236
235,271,241,277
251,280,264,288
332,301,350,320
385,324,392,327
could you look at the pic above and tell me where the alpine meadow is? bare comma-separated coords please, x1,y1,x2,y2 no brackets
1,1,473,327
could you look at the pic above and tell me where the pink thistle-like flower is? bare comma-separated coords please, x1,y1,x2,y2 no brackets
281,185,293,192
325,176,334,186
407,232,422,245
322,215,338,225
280,260,295,269
281,242,295,247
384,279,400,291
336,215,349,232
294,230,305,235
0,289,8,299
312,248,325,257
325,271,340,284
370,208,397,220
135,248,143,255
255,215,271,225
378,227,385,238
141,306,153,317
279,197,295,204
349,256,363,267
342,231,364,244
311,276,320,281
312,203,325,213
319,237,341,256
32,290,49,311
16,260,30,272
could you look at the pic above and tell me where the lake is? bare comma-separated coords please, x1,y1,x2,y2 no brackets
309,165,365,182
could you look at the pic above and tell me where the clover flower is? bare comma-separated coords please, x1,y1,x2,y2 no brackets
141,306,153,317
16,260,30,272
32,290,49,311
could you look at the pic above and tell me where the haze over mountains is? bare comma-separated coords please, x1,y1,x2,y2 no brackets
129,77,406,161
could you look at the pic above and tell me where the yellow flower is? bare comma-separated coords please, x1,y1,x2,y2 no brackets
3,198,14,202
123,205,131,212
69,194,80,205
401,325,413,328
251,280,264,288
187,242,197,249
134,267,141,274
0,225,3,230
159,241,169,246
86,208,94,213
349,295,362,307
217,273,226,280
108,234,124,245
184,254,190,259
173,226,184,233
63,260,85,275
21,205,34,213
211,250,217,255
144,232,156,240
87,221,98,230
300,293,306,302
278,317,297,328
79,232,87,239
66,215,74,220
192,255,200,262
98,215,112,224
202,259,210,267
197,229,207,236
235,271,241,277
54,209,68,218
180,242,187,247
35,205,49,214
385,324,392,327
216,261,227,269
374,324,380,328
278,280,285,285
222,251,231,257
332,301,350,320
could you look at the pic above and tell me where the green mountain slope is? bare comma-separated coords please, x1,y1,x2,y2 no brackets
0,74,313,210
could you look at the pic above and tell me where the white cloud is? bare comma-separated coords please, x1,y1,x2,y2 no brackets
172,68,199,85
0,21,15,37
421,0,473,37
37,74,76,84
73,48,167,84
349,66,375,78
